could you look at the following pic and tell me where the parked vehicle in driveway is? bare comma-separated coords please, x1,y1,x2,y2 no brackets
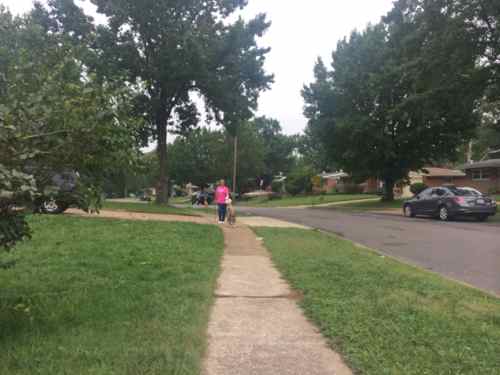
34,171,79,214
403,186,497,221
191,189,214,206
138,188,156,202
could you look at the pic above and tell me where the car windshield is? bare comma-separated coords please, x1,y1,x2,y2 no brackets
449,188,481,196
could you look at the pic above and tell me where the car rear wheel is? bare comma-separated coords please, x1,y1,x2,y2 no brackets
40,198,67,214
476,214,489,222
403,204,415,218
438,206,451,221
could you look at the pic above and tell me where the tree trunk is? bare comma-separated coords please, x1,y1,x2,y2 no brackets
382,178,395,202
122,171,128,199
232,135,238,194
156,109,169,205
466,140,473,163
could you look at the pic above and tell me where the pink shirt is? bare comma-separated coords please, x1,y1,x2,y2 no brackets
215,186,229,204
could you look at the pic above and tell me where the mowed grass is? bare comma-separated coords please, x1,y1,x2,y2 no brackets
169,196,192,205
255,228,500,375
103,200,200,216
238,193,377,207
0,215,224,374
487,214,500,223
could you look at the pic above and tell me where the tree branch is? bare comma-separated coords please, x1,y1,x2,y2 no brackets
21,130,69,141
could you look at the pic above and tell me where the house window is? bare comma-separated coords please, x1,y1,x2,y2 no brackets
471,169,490,180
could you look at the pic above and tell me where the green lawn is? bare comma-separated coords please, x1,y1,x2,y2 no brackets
255,228,500,375
103,200,200,216
0,215,223,374
169,196,192,205
237,193,377,207
488,214,500,223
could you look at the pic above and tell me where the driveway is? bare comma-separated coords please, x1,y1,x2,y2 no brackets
238,206,500,297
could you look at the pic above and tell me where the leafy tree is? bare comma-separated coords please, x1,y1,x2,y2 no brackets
410,182,428,196
296,131,334,173
229,123,266,191
285,167,314,196
0,7,141,251
300,59,338,173
41,0,273,203
253,116,297,176
168,128,222,187
169,124,265,191
303,2,484,201
388,0,500,164
454,101,500,163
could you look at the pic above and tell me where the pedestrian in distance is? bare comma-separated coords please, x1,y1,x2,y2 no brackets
215,179,230,224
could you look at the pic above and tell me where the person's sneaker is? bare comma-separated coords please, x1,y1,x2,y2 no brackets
218,221,224,224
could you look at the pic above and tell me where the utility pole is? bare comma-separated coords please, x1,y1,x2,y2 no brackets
232,135,238,194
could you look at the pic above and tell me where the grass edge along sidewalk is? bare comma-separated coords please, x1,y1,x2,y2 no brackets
103,200,201,216
254,227,500,375
238,193,378,208
0,215,223,374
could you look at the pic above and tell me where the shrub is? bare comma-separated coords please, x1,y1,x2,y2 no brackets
271,180,284,193
488,187,498,195
311,175,322,190
343,183,363,194
268,193,283,201
410,182,428,195
328,187,338,194
286,169,314,196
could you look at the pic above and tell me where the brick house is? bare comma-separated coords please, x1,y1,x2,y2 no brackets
398,167,469,198
320,166,487,197
461,157,500,194
319,171,349,192
320,172,381,194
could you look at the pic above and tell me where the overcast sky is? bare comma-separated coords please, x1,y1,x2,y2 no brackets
2,0,395,135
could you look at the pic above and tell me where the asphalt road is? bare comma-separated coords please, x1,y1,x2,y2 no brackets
238,206,500,297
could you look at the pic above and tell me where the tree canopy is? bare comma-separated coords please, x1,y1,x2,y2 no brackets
169,124,265,191
39,0,273,203
303,0,496,200
0,6,141,251
253,116,297,177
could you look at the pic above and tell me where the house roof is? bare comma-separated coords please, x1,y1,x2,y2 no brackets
461,159,500,170
420,167,466,177
320,171,349,179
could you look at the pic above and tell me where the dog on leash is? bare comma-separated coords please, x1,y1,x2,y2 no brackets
225,196,236,225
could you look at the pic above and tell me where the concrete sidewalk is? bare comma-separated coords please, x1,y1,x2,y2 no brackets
65,208,211,224
238,216,310,229
202,224,352,375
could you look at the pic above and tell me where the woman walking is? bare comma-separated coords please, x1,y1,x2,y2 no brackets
215,179,230,224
